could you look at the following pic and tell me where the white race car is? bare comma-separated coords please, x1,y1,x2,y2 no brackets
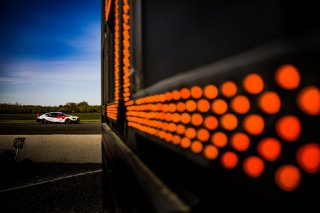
36,112,80,124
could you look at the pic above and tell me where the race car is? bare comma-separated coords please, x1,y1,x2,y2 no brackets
36,112,80,124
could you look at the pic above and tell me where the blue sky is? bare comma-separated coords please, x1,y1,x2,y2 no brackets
0,0,101,106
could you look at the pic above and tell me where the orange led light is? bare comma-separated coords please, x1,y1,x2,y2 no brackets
169,103,176,112
259,91,281,114
191,141,203,153
231,132,250,152
221,152,238,169
204,145,219,160
185,128,196,139
181,137,191,148
191,86,203,99
176,124,186,135
243,156,264,178
204,116,218,130
172,113,181,123
221,81,237,98
181,113,191,124
180,88,191,99
177,102,186,112
197,129,210,142
165,133,173,142
296,143,320,174
231,95,250,114
191,113,203,126
220,113,238,131
172,135,181,145
211,132,227,148
275,165,301,192
165,92,173,101
172,90,181,100
243,73,264,94
212,99,228,115
204,84,218,99
275,64,300,90
257,138,281,161
197,99,210,113
297,86,320,116
159,131,166,139
186,100,197,112
275,115,301,142
168,123,177,132
243,114,264,135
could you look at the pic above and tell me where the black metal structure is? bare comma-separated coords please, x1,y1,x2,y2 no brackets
102,0,320,212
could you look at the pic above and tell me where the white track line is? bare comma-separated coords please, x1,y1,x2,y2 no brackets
0,169,102,193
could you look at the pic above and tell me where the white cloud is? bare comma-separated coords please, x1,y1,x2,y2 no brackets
64,23,101,53
0,59,101,105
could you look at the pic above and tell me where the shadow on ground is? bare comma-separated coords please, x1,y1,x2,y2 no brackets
0,152,102,213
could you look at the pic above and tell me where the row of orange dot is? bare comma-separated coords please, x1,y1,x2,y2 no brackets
104,0,112,22
106,0,120,121
122,0,131,103
126,64,319,192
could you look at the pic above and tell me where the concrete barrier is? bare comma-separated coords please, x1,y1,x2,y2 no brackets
0,135,101,163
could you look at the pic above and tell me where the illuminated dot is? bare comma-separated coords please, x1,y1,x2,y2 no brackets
243,73,264,94
204,116,218,130
296,143,320,173
231,132,250,152
181,138,191,149
204,145,219,160
243,114,264,135
259,91,281,114
165,113,172,122
197,129,210,142
191,141,203,153
297,86,320,116
221,81,237,98
204,84,218,99
181,113,191,124
176,124,186,135
177,102,186,112
221,152,238,169
212,99,228,115
185,128,196,139
191,113,203,126
180,88,191,99
197,99,210,113
275,64,300,90
257,138,281,161
165,92,173,101
172,135,181,145
211,132,227,148
159,131,166,139
231,95,250,114
275,165,301,192
191,86,203,99
172,113,181,123
168,123,177,132
186,100,197,112
169,104,176,112
220,113,238,131
243,156,264,178
172,90,181,100
165,133,173,142
276,115,301,142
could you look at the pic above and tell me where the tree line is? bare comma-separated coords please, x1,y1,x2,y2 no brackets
0,101,101,114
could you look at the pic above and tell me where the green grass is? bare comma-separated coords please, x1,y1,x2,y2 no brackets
0,113,101,122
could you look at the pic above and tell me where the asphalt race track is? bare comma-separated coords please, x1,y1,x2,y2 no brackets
0,122,101,135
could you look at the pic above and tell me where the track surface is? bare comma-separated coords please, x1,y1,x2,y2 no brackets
0,122,101,135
